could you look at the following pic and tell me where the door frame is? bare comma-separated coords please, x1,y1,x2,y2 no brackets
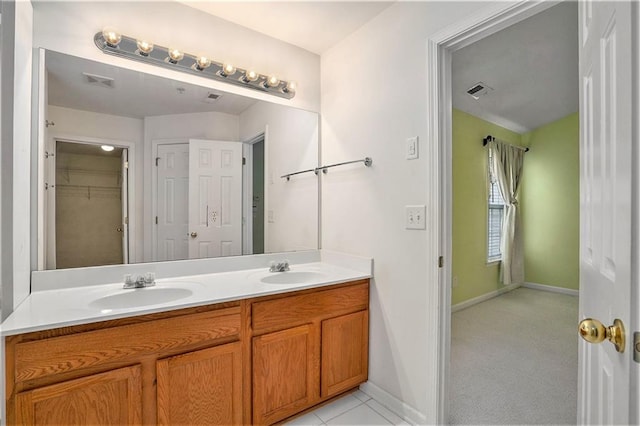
242,131,266,255
428,1,574,423
45,134,137,269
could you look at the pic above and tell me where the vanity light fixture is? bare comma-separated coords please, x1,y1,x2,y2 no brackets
102,27,122,47
136,39,154,56
167,48,184,64
283,81,297,94
195,55,212,71
94,29,296,99
264,75,280,88
220,63,236,77
101,145,115,152
241,70,259,83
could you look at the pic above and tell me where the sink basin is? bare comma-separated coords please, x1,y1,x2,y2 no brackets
89,286,195,310
260,271,327,285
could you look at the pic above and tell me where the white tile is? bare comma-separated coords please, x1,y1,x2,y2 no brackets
351,389,372,403
326,403,392,425
284,411,325,426
313,395,363,422
366,400,410,425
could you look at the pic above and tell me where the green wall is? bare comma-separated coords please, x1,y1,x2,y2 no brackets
521,113,579,290
452,109,522,305
452,109,579,306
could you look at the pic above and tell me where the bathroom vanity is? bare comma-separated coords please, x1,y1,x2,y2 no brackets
2,256,371,425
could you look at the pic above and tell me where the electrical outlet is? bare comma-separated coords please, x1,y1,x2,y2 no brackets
405,205,426,230
406,136,419,160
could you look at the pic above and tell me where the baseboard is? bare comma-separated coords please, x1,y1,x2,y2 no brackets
451,283,521,313
359,382,425,425
523,282,579,296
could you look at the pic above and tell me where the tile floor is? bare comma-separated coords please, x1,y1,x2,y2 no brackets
284,390,411,425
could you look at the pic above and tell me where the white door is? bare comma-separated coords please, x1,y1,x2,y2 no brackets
578,1,635,424
188,139,242,258
121,148,129,264
156,144,189,261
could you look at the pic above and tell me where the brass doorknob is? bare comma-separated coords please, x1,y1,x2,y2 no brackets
190,232,198,238
578,318,625,353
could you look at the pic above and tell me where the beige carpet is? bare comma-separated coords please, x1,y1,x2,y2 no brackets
449,287,578,425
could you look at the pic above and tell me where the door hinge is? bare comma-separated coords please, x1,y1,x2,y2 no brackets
438,256,444,268
155,157,160,166
124,216,129,225
242,157,246,165
124,161,129,169
634,332,640,364
155,216,158,225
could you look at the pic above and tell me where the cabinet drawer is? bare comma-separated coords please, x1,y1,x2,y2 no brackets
15,307,240,384
252,281,368,334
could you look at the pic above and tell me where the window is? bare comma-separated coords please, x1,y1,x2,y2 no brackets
487,149,504,262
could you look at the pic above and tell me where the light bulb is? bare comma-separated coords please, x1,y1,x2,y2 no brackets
195,56,212,70
102,27,122,47
242,70,259,82
284,81,297,93
265,75,280,88
221,63,236,76
101,145,115,152
167,48,184,63
136,39,154,56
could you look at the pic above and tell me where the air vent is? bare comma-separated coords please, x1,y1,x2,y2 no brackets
201,92,222,104
466,82,493,100
82,72,115,89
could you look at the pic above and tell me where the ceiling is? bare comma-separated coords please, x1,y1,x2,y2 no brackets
46,51,259,119
452,2,578,133
180,1,395,55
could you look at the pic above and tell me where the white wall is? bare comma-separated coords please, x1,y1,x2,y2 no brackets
240,102,318,253
321,2,491,423
143,111,239,261
1,0,33,319
32,1,320,112
47,105,144,263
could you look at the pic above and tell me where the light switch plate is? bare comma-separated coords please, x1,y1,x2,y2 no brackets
405,205,426,229
406,136,419,160
268,210,275,223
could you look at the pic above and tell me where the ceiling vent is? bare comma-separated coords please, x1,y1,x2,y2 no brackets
82,72,115,89
201,92,222,104
466,82,493,100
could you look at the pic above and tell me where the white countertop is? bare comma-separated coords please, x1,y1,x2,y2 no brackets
1,258,372,337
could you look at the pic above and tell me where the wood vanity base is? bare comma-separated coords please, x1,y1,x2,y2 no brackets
4,279,369,425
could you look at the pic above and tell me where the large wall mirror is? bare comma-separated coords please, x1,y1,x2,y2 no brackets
36,50,319,270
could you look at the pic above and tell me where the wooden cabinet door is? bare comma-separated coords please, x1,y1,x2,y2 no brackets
156,342,242,425
15,365,142,425
252,324,319,424
321,310,369,397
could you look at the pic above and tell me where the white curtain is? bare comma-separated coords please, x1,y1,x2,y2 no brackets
489,141,525,285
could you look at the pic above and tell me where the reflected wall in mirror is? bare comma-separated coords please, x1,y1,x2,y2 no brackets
38,50,319,270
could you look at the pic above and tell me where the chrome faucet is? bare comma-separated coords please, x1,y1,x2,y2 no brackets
269,260,290,273
123,273,156,289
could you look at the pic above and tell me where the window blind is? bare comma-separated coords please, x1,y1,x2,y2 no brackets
488,151,504,261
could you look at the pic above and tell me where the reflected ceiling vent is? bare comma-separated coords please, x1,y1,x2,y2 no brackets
82,72,115,89
202,92,222,104
466,82,493,100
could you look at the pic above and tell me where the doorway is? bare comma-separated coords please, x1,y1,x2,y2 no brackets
426,1,584,424
448,4,580,423
53,141,129,268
